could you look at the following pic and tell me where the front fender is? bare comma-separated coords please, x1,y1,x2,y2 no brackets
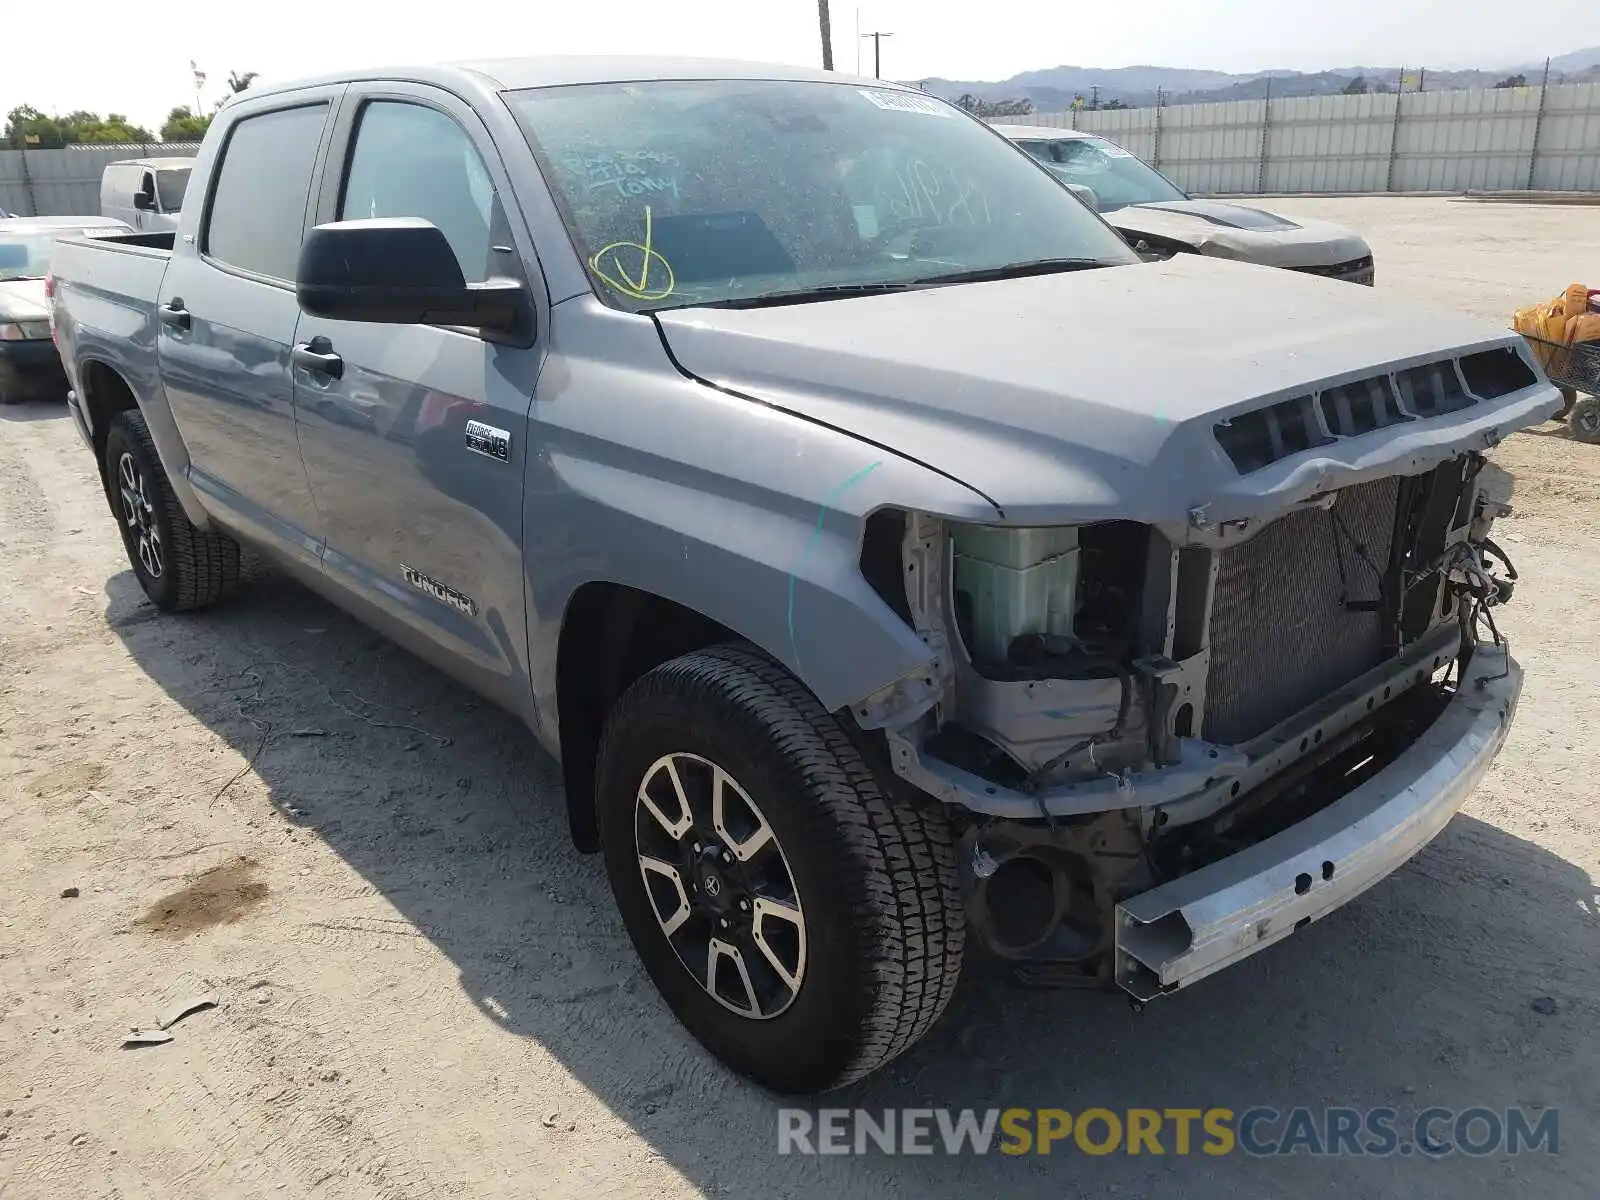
523,300,999,728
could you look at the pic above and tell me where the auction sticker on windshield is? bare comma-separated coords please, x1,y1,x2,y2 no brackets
858,89,955,117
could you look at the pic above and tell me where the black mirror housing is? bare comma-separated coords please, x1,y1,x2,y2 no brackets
133,192,155,211
296,217,522,331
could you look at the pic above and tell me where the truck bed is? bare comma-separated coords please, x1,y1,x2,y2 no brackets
50,230,175,438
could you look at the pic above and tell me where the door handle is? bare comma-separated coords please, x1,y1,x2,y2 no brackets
158,300,190,330
292,340,344,380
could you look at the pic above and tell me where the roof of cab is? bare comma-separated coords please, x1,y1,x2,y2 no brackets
104,157,196,170
989,123,1093,142
239,55,906,101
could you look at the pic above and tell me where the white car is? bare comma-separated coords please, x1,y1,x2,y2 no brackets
992,124,1374,284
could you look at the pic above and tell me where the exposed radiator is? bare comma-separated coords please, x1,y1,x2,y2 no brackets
1204,477,1402,745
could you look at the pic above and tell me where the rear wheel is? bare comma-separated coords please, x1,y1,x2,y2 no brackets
597,644,964,1093
104,409,241,610
1570,395,1600,445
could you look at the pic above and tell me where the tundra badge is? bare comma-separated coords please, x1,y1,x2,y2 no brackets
401,565,477,617
464,419,511,462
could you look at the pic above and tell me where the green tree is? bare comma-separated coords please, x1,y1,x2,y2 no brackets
1343,75,1369,95
5,105,68,149
1494,73,1528,89
75,113,154,144
227,70,259,94
161,106,212,142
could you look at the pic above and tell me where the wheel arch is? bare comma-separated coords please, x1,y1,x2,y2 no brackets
77,358,210,527
556,581,743,851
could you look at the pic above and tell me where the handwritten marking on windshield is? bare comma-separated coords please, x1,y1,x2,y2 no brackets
787,461,884,678
891,160,991,227
589,204,676,301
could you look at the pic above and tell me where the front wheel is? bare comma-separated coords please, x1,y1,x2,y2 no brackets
597,644,965,1093
104,409,241,610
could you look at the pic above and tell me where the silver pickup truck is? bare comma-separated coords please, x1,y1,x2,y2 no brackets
50,56,1555,1094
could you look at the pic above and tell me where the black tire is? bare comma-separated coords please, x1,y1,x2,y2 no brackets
1570,395,1600,445
104,409,241,610
597,644,964,1093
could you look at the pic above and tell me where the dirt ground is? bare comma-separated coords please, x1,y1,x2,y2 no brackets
2,196,1598,1199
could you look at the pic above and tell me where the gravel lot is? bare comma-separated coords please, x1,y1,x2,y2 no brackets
2,196,1597,1199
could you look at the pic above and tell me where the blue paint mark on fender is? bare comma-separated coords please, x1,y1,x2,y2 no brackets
787,460,883,677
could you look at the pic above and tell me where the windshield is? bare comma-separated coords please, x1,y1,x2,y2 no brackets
1013,136,1186,211
507,79,1137,311
155,168,190,212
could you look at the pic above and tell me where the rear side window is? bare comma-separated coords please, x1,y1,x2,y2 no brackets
205,104,329,281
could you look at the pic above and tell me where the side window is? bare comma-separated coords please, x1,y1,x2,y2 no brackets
205,104,329,281
339,101,504,284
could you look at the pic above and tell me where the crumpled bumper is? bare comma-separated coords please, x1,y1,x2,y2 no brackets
1116,643,1521,1000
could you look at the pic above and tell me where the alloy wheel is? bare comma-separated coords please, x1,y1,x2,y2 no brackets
118,451,163,579
634,752,807,1019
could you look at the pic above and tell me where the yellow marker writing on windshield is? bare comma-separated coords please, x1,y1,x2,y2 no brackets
590,204,676,301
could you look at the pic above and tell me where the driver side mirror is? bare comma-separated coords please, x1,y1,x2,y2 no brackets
132,191,155,211
296,217,524,332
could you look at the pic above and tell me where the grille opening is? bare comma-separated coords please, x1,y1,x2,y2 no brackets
1203,476,1401,744
1215,395,1332,473
1296,255,1373,280
1318,375,1410,437
1459,347,1537,399
1395,362,1474,418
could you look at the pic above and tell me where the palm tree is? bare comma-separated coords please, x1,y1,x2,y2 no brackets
227,71,259,94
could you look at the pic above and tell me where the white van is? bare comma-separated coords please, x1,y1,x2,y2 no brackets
100,158,194,233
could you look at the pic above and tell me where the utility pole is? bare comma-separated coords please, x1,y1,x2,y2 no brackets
862,30,894,79
818,0,834,70
1090,85,1101,110
1417,67,1426,93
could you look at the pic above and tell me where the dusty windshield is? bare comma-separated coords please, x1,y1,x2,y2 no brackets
1016,136,1186,211
508,79,1137,311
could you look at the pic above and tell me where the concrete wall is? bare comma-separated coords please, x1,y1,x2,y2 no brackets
997,83,1600,194
0,144,201,218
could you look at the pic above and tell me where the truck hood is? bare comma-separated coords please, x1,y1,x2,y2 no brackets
0,279,49,322
654,255,1559,527
1102,200,1368,269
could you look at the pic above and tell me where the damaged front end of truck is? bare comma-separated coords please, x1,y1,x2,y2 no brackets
850,340,1554,1000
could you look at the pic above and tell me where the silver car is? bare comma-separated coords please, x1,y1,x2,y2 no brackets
993,124,1375,283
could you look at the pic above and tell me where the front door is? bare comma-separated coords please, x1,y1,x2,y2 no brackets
157,97,339,567
291,89,545,712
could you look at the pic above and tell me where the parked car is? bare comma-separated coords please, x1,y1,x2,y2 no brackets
100,158,193,233
51,59,1552,1093
992,124,1376,284
0,215,131,403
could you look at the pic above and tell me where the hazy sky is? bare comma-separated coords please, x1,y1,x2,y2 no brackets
7,0,1600,132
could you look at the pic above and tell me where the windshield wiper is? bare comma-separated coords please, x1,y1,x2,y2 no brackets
910,258,1117,286
693,280,918,310
682,258,1117,311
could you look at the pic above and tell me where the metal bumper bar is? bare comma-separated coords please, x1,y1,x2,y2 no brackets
1115,644,1521,1000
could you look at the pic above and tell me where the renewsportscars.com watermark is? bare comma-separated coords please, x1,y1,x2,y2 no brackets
777,1106,1559,1158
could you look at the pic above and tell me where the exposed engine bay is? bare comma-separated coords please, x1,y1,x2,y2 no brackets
857,450,1520,989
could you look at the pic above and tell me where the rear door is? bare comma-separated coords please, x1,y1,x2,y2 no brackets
291,85,545,711
157,91,341,567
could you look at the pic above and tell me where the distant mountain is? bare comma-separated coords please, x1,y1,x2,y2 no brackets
919,48,1600,112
